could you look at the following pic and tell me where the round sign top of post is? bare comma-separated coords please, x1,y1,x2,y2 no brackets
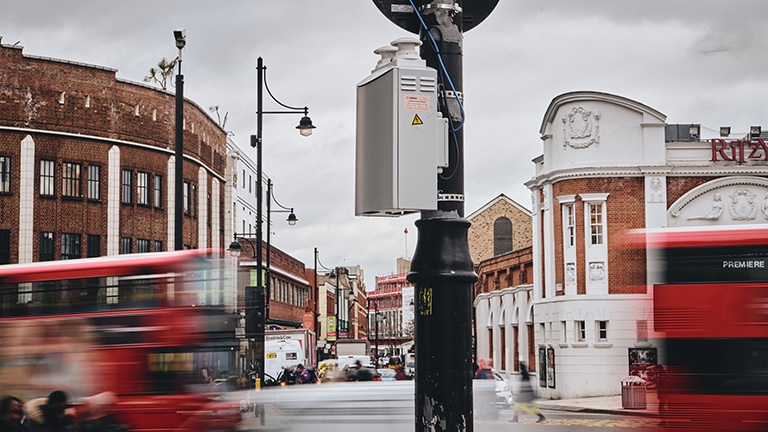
372,0,499,34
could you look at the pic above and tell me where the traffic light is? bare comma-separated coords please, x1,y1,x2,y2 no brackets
245,286,265,337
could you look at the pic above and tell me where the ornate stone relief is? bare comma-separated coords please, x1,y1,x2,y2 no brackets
565,263,576,283
669,176,768,226
647,177,664,203
589,262,605,282
729,189,757,220
562,107,601,149
687,193,723,221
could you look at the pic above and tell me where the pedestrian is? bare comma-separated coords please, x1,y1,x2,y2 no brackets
78,392,127,432
24,390,76,432
0,396,27,432
394,366,408,380
474,358,492,380
509,363,545,424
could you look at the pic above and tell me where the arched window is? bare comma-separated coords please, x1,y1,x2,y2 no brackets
493,217,514,256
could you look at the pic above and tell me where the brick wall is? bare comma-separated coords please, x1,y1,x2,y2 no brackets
0,44,227,261
468,196,532,264
551,177,647,295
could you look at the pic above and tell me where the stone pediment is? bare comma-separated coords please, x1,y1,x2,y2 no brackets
668,176,768,226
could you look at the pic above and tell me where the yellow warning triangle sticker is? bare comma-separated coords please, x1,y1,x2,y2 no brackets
412,114,423,125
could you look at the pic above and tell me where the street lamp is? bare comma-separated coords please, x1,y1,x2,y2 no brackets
173,28,186,251
264,178,297,328
249,56,314,388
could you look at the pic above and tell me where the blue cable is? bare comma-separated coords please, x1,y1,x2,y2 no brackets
408,0,465,131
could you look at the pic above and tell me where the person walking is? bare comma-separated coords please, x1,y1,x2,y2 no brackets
0,396,27,432
24,391,76,432
509,363,546,424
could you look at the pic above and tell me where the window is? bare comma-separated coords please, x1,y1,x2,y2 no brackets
0,229,9,264
191,184,197,217
242,170,245,188
540,323,546,343
637,320,648,342
249,175,252,193
154,175,162,208
589,203,604,245
183,182,190,215
40,232,54,261
121,169,132,204
62,162,81,197
87,165,100,200
40,160,55,196
0,156,10,193
121,237,132,254
561,321,567,343
565,204,575,247
597,321,608,341
137,172,149,205
61,233,81,260
493,217,514,256
575,320,586,342
154,240,163,252
137,239,150,253
87,234,100,258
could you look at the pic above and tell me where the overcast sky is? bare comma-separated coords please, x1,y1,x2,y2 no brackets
3,1,768,290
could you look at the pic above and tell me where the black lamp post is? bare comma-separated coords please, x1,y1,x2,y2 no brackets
173,28,186,251
243,56,313,387
265,178,297,319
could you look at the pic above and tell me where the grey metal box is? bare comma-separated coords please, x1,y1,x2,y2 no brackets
355,61,441,216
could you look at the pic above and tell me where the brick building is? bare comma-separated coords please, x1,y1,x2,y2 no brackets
525,91,768,399
0,39,227,265
469,195,535,376
467,194,532,263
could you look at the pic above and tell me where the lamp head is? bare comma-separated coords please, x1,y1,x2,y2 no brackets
228,240,242,258
174,28,187,49
287,211,298,226
720,126,731,137
297,115,316,137
750,126,762,138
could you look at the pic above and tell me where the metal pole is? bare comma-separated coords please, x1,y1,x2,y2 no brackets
314,248,319,360
407,2,477,431
266,178,272,324
251,56,265,387
174,53,184,251
375,302,379,361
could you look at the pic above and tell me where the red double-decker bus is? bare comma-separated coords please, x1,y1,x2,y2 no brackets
646,226,768,430
0,250,241,431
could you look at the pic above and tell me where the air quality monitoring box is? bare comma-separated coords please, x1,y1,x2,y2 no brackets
355,37,448,217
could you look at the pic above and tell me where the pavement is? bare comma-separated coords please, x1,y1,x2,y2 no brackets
537,389,659,418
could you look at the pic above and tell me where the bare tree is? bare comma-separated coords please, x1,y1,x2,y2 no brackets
143,57,177,90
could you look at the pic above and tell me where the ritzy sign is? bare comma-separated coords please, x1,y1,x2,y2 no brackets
711,139,768,163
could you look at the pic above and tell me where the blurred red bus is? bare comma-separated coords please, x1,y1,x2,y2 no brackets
0,249,241,431
646,226,768,430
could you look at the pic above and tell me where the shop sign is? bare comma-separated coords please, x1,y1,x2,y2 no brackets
711,139,768,163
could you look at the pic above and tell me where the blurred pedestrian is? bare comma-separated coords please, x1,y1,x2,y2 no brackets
474,358,492,380
79,392,127,432
24,390,76,432
0,396,27,432
394,366,408,380
509,363,545,424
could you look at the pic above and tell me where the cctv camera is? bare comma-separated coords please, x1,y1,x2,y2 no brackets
174,28,186,49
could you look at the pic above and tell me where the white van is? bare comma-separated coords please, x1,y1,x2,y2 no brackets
264,339,304,380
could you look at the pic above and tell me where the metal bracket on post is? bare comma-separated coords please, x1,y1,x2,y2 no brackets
438,193,464,202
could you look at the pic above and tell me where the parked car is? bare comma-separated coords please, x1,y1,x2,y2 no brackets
345,365,381,382
491,369,513,408
377,368,397,381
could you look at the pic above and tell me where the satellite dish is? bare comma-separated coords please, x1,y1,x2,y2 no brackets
372,0,499,34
